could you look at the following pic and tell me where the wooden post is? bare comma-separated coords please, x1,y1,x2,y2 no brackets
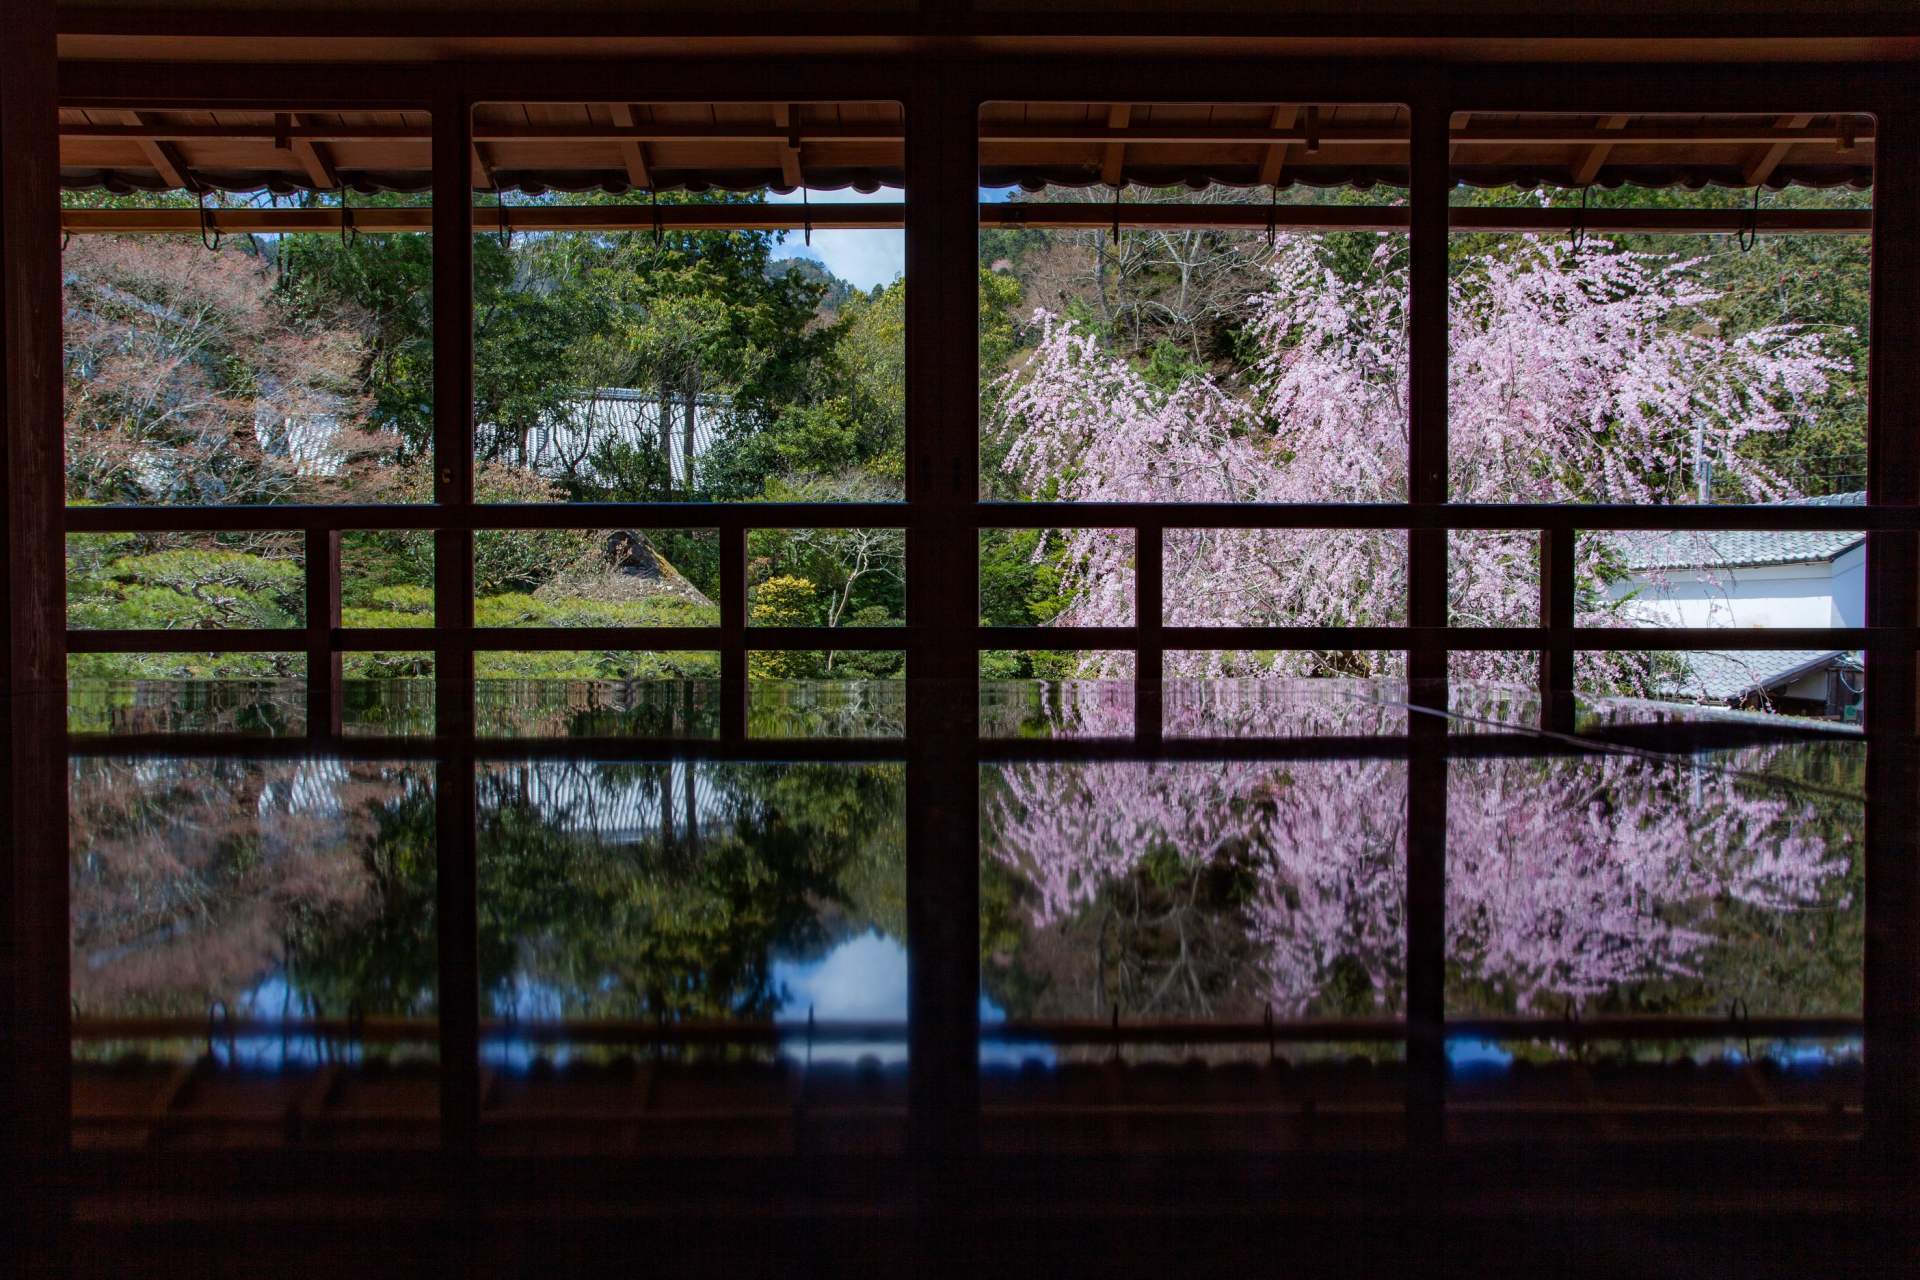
1864,96,1920,1182
2,0,71,1270
305,527,342,737
1539,526,1576,734
431,76,480,1157
904,66,981,1175
1405,83,1452,1151
1134,524,1164,744
720,524,748,742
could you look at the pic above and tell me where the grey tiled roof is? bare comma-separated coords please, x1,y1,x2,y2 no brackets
1660,648,1861,703
1614,492,1865,571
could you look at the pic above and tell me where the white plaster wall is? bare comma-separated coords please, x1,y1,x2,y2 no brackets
1609,558,1854,630
1829,543,1866,627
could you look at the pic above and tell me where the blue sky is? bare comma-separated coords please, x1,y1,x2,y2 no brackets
766,187,902,292
766,185,1023,292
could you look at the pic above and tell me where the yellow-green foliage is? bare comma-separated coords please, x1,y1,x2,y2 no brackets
748,574,820,679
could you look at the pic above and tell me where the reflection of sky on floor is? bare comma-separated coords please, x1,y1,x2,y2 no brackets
201,957,1866,1080
207,974,427,1070
772,930,1052,1067
775,929,911,1065
1445,1038,1514,1077
1445,1037,1863,1078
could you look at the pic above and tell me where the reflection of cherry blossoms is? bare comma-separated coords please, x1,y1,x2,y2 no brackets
984,696,1851,1018
1445,753,1847,1013
991,235,1842,688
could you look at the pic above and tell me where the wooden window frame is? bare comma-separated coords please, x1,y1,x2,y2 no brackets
16,54,1919,1188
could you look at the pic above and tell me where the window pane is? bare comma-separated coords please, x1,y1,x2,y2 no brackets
476,759,907,1155
474,527,719,629
979,652,1135,738
1448,175,1869,507
1445,742,1862,1018
980,528,1133,627
749,664,905,738
67,671,307,735
1586,526,1865,629
471,101,905,507
68,531,304,632
71,756,438,1149
342,530,436,628
747,527,905,631
980,756,1407,1151
980,102,1410,509
62,197,431,508
1162,657,1408,736
475,673,720,739
1164,529,1406,628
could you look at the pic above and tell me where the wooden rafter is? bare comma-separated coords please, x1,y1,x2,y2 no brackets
286,112,340,189
1570,115,1631,186
771,103,803,190
608,102,653,189
1258,105,1297,187
1743,113,1816,187
470,143,494,191
1448,111,1469,164
1101,104,1130,187
120,109,190,189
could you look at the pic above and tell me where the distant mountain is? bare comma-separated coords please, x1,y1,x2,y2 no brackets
770,255,859,312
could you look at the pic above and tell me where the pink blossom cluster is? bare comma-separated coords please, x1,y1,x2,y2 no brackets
991,235,1843,689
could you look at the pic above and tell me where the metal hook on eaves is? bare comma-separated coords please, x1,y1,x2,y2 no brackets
1569,185,1589,254
1737,185,1763,254
338,186,359,249
802,186,812,247
651,187,663,247
196,187,223,253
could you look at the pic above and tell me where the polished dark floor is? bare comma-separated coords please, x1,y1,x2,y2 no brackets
29,677,1917,1276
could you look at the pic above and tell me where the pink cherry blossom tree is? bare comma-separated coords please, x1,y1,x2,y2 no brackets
989,234,1843,688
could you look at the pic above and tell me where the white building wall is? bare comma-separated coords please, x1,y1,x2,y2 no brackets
1608,555,1864,631
1828,543,1866,627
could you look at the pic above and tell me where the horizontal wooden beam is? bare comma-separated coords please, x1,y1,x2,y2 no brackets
69,623,1907,656
1450,120,1872,148
57,203,1873,236
64,121,905,145
60,118,1879,150
69,1012,1860,1046
63,499,1901,535
62,724,1853,766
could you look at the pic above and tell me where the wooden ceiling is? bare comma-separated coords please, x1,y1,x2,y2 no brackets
57,101,1876,195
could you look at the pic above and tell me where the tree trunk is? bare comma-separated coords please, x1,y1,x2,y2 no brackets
658,383,674,491
683,387,698,497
